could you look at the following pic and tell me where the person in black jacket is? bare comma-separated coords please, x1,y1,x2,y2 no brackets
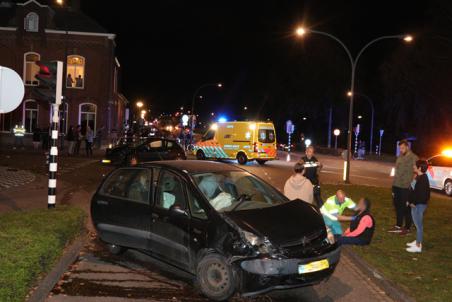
300,146,323,207
406,160,430,253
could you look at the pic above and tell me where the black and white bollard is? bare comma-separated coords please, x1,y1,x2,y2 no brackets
48,103,59,209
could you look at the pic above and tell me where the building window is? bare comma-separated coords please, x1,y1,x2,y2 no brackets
79,103,96,133
67,55,85,89
24,52,40,86
0,113,12,132
23,100,39,133
24,12,39,32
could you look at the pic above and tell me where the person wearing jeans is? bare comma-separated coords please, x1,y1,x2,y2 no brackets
406,160,430,253
389,140,418,234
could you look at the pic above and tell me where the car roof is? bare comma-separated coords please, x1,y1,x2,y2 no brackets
139,160,243,173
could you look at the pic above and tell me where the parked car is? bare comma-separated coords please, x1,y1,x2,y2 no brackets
102,137,186,166
91,161,341,300
427,152,452,196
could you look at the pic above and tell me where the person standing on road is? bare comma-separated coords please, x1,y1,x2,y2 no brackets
389,140,418,234
284,162,314,204
320,190,356,237
406,160,430,253
74,125,82,155
300,146,323,207
66,125,75,155
85,125,94,157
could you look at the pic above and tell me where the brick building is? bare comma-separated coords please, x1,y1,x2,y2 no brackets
0,0,127,144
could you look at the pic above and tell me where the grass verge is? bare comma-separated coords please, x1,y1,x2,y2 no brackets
0,206,85,302
322,184,452,302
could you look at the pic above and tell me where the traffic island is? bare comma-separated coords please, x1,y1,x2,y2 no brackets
0,206,86,302
322,184,452,302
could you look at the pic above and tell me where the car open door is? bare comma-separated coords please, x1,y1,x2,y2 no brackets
149,169,191,270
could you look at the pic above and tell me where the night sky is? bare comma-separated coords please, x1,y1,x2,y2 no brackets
81,0,451,154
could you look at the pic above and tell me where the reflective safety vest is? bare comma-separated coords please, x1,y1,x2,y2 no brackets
320,195,356,221
13,125,26,137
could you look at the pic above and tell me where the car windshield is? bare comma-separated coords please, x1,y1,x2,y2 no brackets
192,171,288,212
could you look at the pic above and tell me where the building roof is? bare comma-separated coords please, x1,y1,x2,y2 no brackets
0,0,109,34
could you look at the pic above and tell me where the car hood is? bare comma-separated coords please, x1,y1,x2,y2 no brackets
224,200,325,247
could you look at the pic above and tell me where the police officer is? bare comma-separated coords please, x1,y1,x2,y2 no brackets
13,124,25,150
300,145,323,207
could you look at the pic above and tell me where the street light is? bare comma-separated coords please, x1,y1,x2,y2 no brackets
295,25,413,183
190,82,222,142
333,128,341,149
136,101,143,108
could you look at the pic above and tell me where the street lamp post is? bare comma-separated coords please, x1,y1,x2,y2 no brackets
333,128,340,149
190,83,222,142
296,27,412,183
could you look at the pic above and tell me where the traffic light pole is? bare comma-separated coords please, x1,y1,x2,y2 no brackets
47,61,63,209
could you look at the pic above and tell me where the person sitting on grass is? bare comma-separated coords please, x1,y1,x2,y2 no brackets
406,160,430,253
320,190,356,238
338,197,375,245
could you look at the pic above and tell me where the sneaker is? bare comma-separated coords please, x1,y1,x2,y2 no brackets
399,228,411,236
406,244,422,253
387,226,403,233
406,240,417,247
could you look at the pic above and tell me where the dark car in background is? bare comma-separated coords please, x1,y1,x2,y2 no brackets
91,161,341,300
102,137,186,166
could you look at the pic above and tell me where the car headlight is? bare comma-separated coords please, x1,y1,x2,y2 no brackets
242,230,273,254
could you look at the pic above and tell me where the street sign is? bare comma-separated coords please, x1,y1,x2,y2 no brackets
181,114,189,126
0,66,25,114
286,120,294,134
354,124,361,136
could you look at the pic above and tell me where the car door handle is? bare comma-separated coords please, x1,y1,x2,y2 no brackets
97,200,109,206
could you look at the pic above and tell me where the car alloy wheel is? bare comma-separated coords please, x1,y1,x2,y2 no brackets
445,180,452,196
197,254,236,301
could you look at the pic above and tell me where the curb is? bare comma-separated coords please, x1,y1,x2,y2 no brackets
27,232,88,302
342,247,416,302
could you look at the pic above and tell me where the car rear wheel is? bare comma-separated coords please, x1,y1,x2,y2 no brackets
196,150,206,160
107,243,125,255
445,180,452,196
197,254,236,301
256,159,267,165
237,152,247,165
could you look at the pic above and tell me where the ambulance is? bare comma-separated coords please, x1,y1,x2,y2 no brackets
194,121,277,165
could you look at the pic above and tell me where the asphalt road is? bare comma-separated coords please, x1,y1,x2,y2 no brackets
47,155,398,302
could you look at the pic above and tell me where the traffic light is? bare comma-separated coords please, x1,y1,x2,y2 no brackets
33,61,62,104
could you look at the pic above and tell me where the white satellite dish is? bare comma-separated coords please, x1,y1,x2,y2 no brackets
0,66,25,114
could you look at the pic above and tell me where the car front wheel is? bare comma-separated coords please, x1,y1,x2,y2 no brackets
197,253,237,301
445,180,452,196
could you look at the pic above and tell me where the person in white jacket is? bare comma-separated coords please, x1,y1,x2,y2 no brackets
284,162,314,204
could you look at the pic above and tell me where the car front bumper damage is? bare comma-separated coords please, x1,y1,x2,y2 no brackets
237,246,341,296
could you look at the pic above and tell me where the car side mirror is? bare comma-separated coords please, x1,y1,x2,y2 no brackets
169,204,188,217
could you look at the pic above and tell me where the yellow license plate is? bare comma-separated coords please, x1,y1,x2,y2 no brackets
298,259,329,274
